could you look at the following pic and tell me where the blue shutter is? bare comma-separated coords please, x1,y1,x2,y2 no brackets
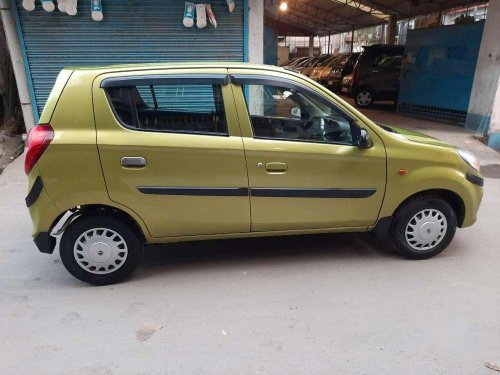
13,0,245,116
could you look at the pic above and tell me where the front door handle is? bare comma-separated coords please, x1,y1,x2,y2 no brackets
265,162,288,173
121,157,147,168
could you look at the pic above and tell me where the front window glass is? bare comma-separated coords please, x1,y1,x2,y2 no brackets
243,84,358,145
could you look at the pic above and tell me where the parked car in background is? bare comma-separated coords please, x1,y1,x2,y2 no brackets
298,55,331,77
341,73,354,96
309,55,339,82
286,56,313,72
279,57,298,67
281,56,308,68
26,62,483,284
351,44,404,108
320,52,360,91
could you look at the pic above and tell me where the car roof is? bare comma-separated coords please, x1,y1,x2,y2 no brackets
362,44,405,51
63,62,322,84
68,61,280,71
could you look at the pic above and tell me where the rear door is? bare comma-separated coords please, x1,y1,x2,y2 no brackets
93,69,250,238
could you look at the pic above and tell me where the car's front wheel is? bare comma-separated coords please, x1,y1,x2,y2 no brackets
391,197,457,259
60,215,143,285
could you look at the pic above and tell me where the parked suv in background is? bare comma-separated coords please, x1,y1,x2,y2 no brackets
320,52,360,91
352,44,404,107
25,63,483,285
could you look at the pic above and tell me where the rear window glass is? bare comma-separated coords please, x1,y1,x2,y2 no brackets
105,83,228,135
375,54,403,67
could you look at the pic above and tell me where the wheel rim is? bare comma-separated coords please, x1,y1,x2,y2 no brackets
73,228,128,274
404,209,448,251
356,91,372,106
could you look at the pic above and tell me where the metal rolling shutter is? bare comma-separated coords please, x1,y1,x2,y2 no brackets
13,0,245,117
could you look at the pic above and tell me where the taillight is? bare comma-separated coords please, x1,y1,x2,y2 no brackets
352,62,360,83
25,124,54,175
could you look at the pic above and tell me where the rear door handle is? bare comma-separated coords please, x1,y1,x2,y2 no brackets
265,162,288,173
121,157,147,168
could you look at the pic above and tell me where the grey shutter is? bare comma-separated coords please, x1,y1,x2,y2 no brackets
13,0,245,116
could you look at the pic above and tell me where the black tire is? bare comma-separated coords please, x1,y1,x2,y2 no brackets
354,88,374,108
390,196,457,260
60,215,143,285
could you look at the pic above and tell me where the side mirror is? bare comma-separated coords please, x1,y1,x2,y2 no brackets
290,106,301,118
358,129,373,148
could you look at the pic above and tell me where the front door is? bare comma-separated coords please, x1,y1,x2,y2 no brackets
229,71,386,232
93,69,250,238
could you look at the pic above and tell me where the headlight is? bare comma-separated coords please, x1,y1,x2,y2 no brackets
342,76,352,84
458,149,480,172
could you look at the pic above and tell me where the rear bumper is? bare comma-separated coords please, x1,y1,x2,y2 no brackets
27,173,61,252
34,232,56,254
25,176,43,207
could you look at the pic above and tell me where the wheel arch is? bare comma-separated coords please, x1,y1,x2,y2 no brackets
374,188,466,239
53,204,149,242
353,84,376,96
392,189,465,228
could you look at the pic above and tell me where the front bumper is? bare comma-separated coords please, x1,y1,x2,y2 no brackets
461,171,484,227
466,172,484,187
324,78,342,90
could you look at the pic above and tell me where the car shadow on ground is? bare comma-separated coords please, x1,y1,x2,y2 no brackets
134,233,399,281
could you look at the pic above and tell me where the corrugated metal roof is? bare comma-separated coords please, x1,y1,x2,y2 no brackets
272,0,488,35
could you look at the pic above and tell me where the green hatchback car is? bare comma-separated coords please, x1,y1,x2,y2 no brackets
25,63,483,285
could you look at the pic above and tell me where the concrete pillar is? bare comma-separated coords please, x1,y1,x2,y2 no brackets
0,0,36,131
465,0,500,149
488,80,500,149
387,15,397,45
248,0,264,64
308,36,314,56
350,29,354,52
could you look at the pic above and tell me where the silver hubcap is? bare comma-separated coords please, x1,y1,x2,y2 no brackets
405,209,447,251
74,228,128,274
357,91,372,106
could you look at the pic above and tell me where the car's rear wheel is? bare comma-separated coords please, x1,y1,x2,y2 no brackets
355,88,374,108
60,215,142,285
391,197,457,259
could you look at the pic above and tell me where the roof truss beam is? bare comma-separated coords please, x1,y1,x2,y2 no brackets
328,0,407,19
288,0,358,28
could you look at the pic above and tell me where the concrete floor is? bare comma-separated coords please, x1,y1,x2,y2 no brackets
1,110,500,374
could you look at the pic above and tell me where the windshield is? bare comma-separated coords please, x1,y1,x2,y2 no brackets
305,57,320,67
326,56,342,67
296,58,313,68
